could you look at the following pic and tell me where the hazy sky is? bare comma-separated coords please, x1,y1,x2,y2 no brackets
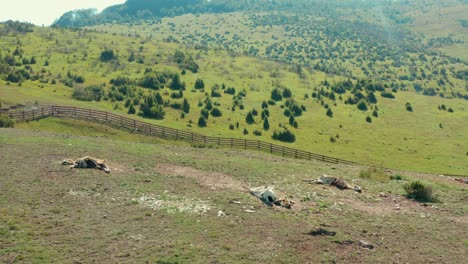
0,0,126,26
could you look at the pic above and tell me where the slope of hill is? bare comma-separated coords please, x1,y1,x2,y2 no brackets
0,21,467,174
1,120,467,263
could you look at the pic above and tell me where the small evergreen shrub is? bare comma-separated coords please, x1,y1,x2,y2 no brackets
246,111,255,124
127,103,136,114
390,175,404,180
198,116,207,127
403,181,435,202
406,102,413,112
272,128,296,143
357,101,368,111
210,107,222,117
381,91,395,99
0,116,15,128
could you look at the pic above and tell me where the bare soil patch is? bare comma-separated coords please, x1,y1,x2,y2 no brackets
156,163,245,191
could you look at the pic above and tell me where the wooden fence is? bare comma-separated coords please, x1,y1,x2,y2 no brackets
5,105,359,165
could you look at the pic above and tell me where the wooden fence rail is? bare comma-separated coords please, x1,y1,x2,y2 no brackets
5,105,359,166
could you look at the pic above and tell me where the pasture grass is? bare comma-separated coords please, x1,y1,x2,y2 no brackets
0,121,467,263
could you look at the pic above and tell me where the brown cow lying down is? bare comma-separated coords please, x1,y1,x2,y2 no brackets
62,156,110,173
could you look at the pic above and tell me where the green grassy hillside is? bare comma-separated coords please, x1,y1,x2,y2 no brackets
0,21,467,174
1,119,467,263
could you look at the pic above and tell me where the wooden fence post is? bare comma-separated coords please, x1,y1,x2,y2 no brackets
270,143,273,153
244,139,247,149
295,149,297,159
204,136,207,145
217,137,220,145
282,146,285,157
133,120,136,131
231,138,233,148
105,112,108,123
162,127,165,137
191,133,194,142
308,152,311,160
74,107,77,118
176,130,179,140
22,110,25,121
32,109,35,120
257,140,260,149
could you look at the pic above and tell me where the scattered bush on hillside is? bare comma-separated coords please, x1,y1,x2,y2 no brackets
110,76,133,86
390,175,404,180
288,115,295,126
170,102,182,110
170,91,184,99
173,50,199,73
127,103,136,114
263,117,270,130
72,85,104,101
210,107,222,117
272,128,296,143
100,48,116,62
381,91,395,99
246,111,255,124
139,93,165,119
326,108,333,118
194,78,205,89
253,130,262,136
224,87,235,95
261,109,270,120
198,116,207,127
404,181,436,202
182,98,190,113
139,71,174,90
0,115,15,128
282,88,292,98
405,102,413,112
357,101,368,111
372,110,379,117
211,85,221,97
284,98,304,117
271,88,283,101
169,73,185,90
251,108,258,116
366,116,372,123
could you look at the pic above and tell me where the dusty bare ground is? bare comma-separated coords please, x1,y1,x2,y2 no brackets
156,163,245,191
